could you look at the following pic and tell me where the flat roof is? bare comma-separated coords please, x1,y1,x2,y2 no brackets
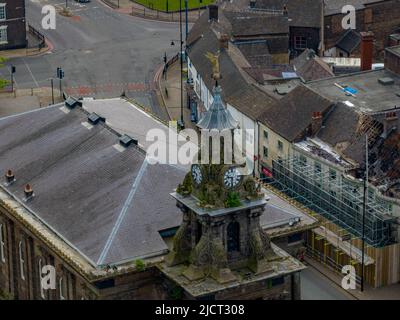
306,69,400,113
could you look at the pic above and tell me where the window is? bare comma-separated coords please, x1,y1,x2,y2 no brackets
19,241,25,280
0,4,6,21
277,140,283,152
59,277,65,300
227,221,240,252
0,223,5,263
294,36,307,50
38,259,45,299
0,26,7,44
329,169,337,180
299,155,307,167
263,146,269,158
263,130,269,141
245,130,253,144
314,162,322,175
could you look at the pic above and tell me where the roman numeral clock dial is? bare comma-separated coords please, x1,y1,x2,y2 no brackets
191,165,203,186
223,167,242,189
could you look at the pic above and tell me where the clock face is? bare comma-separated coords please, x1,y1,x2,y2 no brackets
223,167,242,189
191,165,203,186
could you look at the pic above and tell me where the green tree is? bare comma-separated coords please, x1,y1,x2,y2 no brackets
0,57,10,89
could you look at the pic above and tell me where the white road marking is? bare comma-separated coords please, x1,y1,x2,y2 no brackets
22,58,40,88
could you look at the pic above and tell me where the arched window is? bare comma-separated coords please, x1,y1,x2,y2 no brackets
195,221,202,244
227,221,240,252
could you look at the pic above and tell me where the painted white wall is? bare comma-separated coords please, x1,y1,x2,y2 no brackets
188,56,259,174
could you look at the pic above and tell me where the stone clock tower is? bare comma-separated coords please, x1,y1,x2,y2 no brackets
165,78,278,285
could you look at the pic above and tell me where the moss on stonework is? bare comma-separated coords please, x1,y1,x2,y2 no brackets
135,259,146,272
176,173,193,196
0,288,13,300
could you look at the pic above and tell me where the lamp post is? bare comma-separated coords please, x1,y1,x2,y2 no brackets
179,0,184,128
51,78,55,104
185,0,188,41
10,65,16,93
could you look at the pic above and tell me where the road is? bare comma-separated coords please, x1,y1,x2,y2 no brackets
0,0,182,118
301,266,355,300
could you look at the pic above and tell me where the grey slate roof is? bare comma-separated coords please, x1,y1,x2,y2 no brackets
324,0,384,16
0,105,185,266
253,0,323,28
187,25,277,120
259,84,334,141
336,30,361,54
292,49,335,81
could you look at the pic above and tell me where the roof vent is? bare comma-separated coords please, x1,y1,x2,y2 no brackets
88,113,105,125
24,184,34,201
119,134,138,148
65,97,81,108
378,77,395,86
5,169,15,185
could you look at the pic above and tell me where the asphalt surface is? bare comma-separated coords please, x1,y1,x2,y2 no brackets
0,0,183,118
301,266,354,300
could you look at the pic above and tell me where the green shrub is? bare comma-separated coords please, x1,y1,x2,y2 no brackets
135,259,146,271
225,192,241,208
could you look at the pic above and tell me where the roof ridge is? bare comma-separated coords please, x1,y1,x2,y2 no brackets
97,158,150,266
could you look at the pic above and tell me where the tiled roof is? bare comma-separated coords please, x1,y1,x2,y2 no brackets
258,84,334,141
0,104,185,266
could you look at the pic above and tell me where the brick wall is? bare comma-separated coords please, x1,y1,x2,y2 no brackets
0,0,27,50
385,48,400,74
324,0,400,60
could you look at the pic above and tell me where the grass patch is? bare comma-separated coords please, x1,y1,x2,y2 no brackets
134,0,213,12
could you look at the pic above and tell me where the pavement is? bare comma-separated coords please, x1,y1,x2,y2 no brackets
0,87,63,117
0,0,182,120
304,257,400,300
158,59,198,130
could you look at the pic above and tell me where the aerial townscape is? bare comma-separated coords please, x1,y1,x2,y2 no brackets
0,0,400,306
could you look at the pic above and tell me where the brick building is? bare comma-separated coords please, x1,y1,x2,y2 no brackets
0,98,316,300
0,0,27,50
324,0,400,60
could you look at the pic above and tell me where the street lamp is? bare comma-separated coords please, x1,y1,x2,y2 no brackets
179,1,184,129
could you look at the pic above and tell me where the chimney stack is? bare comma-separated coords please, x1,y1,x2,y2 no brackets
311,111,323,136
209,4,218,22
283,4,288,15
24,184,34,200
5,169,15,184
360,31,374,71
219,34,229,51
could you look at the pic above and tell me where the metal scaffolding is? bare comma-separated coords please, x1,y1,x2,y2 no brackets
266,157,395,248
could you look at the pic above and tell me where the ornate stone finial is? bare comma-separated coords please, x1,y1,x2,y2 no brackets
205,51,221,82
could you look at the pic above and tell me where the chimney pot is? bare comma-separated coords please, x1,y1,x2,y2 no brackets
208,4,218,22
219,34,229,50
360,31,374,71
24,184,34,199
311,111,323,136
5,169,15,184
